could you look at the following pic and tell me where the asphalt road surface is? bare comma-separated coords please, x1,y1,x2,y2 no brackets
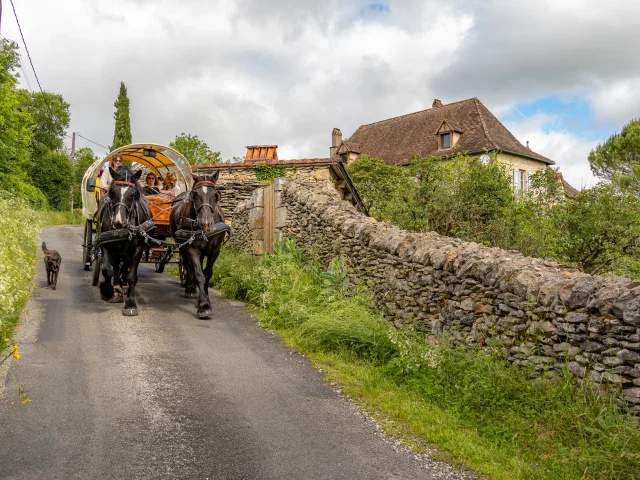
0,225,472,480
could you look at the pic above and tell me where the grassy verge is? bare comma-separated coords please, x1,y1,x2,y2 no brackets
202,241,640,480
0,194,82,344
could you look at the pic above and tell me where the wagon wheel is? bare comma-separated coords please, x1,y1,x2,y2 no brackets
82,220,93,271
179,254,187,287
92,249,101,286
155,259,165,273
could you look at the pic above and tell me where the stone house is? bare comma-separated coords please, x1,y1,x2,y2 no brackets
331,97,562,193
192,145,367,227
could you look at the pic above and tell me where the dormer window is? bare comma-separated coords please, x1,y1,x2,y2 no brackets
435,120,461,151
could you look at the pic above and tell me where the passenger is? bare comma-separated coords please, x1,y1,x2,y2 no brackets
100,153,124,195
144,172,159,195
163,172,181,197
156,176,164,192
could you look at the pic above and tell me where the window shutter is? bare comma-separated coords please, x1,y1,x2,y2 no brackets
513,167,519,189
527,171,532,191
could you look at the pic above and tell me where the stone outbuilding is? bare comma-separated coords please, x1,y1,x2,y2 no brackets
192,145,367,228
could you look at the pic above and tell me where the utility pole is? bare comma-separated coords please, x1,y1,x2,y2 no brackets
70,132,76,212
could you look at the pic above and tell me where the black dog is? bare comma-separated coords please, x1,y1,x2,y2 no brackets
42,242,61,290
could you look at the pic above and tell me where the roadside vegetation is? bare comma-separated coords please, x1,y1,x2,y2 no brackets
348,153,640,278
0,193,80,383
206,242,640,480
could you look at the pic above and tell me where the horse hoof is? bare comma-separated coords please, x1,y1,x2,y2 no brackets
185,291,197,299
198,310,213,319
109,295,124,304
123,307,138,316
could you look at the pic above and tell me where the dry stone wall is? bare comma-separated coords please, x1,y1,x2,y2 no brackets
232,179,640,411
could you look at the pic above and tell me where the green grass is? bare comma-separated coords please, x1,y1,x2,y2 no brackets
0,195,83,345
202,242,640,480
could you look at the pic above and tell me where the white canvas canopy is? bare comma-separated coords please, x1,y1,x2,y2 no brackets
81,143,193,220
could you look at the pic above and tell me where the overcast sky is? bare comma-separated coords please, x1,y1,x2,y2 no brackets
3,0,639,188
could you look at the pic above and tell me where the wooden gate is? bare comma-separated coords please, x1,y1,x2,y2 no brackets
263,183,275,253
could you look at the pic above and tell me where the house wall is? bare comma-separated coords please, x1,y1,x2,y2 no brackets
497,152,547,174
231,179,640,411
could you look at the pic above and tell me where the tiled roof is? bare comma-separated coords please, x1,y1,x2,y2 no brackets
556,171,580,196
192,158,336,170
347,97,555,166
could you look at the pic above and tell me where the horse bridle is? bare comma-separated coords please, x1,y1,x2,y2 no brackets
192,180,219,215
110,180,138,227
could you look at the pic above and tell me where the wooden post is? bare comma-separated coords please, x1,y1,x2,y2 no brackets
70,132,76,212
263,183,275,253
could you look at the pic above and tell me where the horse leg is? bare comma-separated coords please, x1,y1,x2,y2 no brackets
123,244,143,316
182,247,197,299
52,271,58,290
120,257,130,296
202,247,220,296
100,248,115,301
184,247,211,319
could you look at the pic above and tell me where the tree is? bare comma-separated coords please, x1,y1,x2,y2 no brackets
72,147,98,208
169,132,221,165
0,39,33,177
18,90,70,159
27,150,73,210
589,119,640,195
111,82,132,150
552,184,640,275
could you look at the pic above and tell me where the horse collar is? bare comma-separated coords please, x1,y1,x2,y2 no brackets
194,180,216,188
114,180,137,188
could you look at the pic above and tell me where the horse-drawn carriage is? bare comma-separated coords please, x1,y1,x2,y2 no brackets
81,143,230,317
81,143,193,284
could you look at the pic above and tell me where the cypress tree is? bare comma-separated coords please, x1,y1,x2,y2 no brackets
111,82,132,150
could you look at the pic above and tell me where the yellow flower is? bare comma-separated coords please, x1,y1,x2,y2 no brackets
3,338,8,343
22,397,31,404
11,345,18,354
13,352,20,361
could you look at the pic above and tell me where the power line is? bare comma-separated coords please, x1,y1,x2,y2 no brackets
8,0,47,102
6,2,110,153
76,133,109,151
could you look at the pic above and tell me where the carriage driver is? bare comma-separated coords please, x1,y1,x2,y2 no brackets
99,153,124,195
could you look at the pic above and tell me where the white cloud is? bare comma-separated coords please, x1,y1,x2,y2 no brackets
589,78,640,128
506,113,599,189
1,0,638,177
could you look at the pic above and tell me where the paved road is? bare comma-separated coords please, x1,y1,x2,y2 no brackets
0,225,471,480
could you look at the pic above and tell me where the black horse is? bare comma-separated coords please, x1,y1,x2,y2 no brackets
97,166,153,316
170,172,227,319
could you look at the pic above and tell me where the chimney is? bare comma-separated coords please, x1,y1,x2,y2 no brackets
245,145,278,163
330,128,342,157
432,99,443,108
526,141,530,149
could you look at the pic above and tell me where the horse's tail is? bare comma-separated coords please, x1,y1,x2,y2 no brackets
42,242,48,254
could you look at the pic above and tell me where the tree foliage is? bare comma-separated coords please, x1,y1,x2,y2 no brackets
27,150,73,210
348,154,640,278
111,82,132,150
72,147,98,208
169,132,220,165
0,39,33,177
589,118,640,195
18,90,70,159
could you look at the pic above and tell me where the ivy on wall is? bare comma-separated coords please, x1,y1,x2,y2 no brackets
253,164,288,182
